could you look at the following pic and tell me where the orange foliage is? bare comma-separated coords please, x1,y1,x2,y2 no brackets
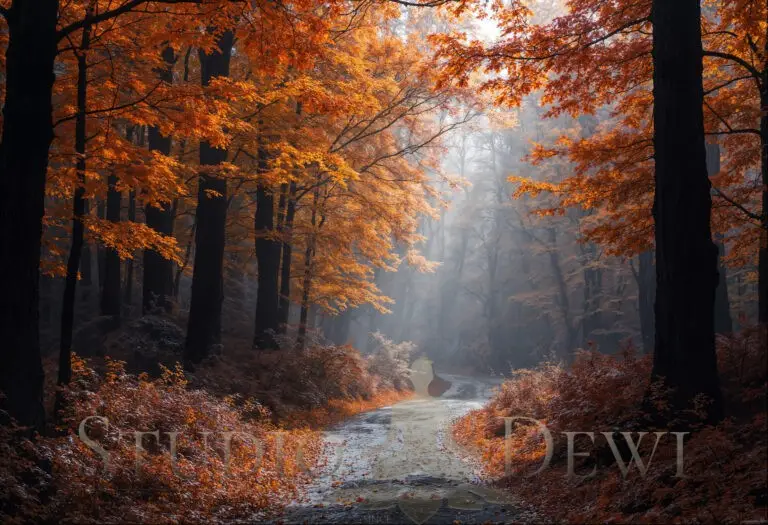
452,334,767,523
432,0,765,263
31,1,478,313
2,346,412,523
49,356,322,523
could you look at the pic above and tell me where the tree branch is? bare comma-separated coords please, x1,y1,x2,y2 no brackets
704,100,760,136
712,187,762,224
53,80,164,126
57,0,203,41
703,50,762,81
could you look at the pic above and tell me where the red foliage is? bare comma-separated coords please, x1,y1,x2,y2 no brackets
453,335,767,523
1,341,413,524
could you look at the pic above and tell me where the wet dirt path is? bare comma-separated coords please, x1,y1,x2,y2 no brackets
275,375,540,524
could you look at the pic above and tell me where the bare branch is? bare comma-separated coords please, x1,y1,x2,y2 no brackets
712,187,763,225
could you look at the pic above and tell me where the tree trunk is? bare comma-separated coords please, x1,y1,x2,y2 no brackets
184,30,233,365
296,248,313,349
581,243,603,347
547,227,577,359
143,47,176,315
636,250,656,354
277,183,297,333
80,198,93,291
96,199,106,291
174,218,195,299
58,21,92,415
714,240,733,334
253,143,281,349
297,185,320,349
759,84,768,328
650,0,722,422
0,0,58,431
366,269,381,352
706,143,733,334
100,172,121,317
124,190,136,307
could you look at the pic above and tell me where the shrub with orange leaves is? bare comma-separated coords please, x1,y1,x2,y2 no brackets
2,337,415,523
2,356,324,524
186,336,414,430
453,336,767,523
187,333,414,420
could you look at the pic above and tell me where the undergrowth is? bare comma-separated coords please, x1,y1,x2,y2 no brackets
452,329,767,524
1,335,414,524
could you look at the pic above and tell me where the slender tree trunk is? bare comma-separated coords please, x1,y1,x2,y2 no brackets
297,185,320,349
80,198,93,291
174,219,195,299
124,190,136,307
297,251,313,349
366,269,381,352
277,183,297,333
581,242,603,346
184,30,233,365
759,83,768,328
96,199,106,291
635,250,656,354
714,240,733,334
143,47,176,315
705,143,733,334
0,0,58,430
650,0,722,422
307,304,317,331
547,227,577,359
100,172,121,317
58,21,92,412
253,140,281,349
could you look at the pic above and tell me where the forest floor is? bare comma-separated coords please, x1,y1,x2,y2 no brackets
274,375,542,524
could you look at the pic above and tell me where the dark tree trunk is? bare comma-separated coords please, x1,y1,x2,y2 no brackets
759,84,768,328
96,199,106,291
124,190,136,307
636,250,656,354
0,0,58,431
366,269,381,352
143,47,176,315
58,21,92,417
705,143,733,334
253,142,281,349
547,227,577,359
143,172,175,314
100,172,121,317
714,240,733,334
581,243,603,347
277,183,297,333
297,185,320,350
80,198,93,289
184,30,233,365
297,246,313,349
174,217,195,299
650,0,722,422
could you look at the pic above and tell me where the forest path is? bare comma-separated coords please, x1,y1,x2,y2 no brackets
275,375,539,524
